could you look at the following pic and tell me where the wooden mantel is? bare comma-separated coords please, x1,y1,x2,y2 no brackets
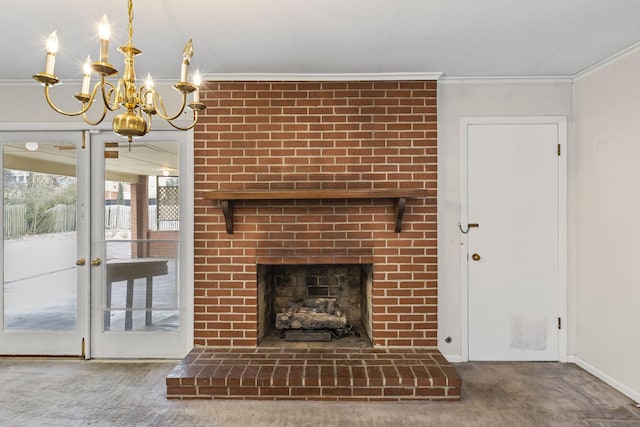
203,189,433,234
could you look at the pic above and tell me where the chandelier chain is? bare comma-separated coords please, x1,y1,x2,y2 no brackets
127,0,134,46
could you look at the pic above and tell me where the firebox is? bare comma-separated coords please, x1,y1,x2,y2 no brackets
257,264,373,346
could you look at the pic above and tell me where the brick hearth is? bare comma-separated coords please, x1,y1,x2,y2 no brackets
167,347,460,401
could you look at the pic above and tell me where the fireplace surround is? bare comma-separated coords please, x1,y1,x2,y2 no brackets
169,79,458,401
192,80,438,348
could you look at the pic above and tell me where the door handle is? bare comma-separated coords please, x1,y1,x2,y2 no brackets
76,258,86,266
91,258,102,266
471,253,481,261
459,223,479,233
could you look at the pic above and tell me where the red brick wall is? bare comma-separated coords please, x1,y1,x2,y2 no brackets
147,230,179,258
193,80,437,347
130,177,149,258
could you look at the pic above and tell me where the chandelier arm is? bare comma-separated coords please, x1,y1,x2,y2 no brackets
82,105,109,126
100,78,121,112
165,111,199,131
154,91,189,121
43,85,94,117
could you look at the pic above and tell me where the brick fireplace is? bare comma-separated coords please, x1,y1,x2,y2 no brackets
167,80,459,400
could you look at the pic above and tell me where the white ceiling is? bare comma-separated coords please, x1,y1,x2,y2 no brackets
4,141,179,180
2,0,640,83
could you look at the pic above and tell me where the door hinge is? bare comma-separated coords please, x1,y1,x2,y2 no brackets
558,317,561,330
557,144,561,156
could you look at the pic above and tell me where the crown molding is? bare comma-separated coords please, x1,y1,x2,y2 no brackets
0,79,38,86
572,41,640,82
201,72,442,82
439,75,573,84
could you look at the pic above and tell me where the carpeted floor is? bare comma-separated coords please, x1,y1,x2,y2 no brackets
0,359,638,427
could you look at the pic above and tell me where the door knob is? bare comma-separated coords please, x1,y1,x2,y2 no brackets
76,258,86,266
472,253,481,261
91,258,102,266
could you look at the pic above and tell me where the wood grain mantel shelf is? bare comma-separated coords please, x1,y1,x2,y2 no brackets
203,189,433,234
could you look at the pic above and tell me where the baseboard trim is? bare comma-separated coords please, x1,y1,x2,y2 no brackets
442,354,464,363
569,355,640,403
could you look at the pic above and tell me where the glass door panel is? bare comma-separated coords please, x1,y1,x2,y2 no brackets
4,230,77,331
104,238,179,332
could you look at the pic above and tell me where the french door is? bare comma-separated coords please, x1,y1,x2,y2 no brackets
0,128,192,358
89,130,193,358
0,131,89,355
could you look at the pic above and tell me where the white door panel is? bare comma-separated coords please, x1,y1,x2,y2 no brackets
467,122,559,361
89,130,193,358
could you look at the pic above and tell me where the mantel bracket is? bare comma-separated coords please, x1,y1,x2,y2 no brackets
221,200,234,234
394,197,407,233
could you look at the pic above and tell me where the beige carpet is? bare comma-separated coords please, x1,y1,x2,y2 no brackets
0,359,638,426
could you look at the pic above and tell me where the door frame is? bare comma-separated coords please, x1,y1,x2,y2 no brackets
459,116,568,362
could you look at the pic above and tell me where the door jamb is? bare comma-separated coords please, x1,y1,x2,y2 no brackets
459,116,567,362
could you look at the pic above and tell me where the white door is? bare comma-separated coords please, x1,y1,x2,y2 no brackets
0,131,90,356
465,120,562,361
89,130,193,358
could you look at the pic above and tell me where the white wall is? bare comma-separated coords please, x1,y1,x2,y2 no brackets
0,81,185,128
437,80,573,361
0,83,72,123
572,51,640,402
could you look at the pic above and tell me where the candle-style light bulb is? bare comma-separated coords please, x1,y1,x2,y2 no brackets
81,56,92,94
192,69,202,103
145,73,154,106
181,39,193,82
44,31,58,75
46,31,59,54
98,15,111,63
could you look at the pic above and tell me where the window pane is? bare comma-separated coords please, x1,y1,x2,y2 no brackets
103,142,180,332
3,143,78,331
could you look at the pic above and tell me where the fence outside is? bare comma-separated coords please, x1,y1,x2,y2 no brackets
3,204,27,239
4,204,178,239
105,205,131,231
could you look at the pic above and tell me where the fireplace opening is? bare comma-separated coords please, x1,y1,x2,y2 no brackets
257,264,373,347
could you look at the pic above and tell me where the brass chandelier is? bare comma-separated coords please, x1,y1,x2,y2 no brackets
33,0,205,143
